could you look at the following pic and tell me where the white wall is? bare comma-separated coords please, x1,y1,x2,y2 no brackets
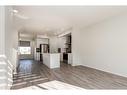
36,38,49,48
57,36,66,53
49,36,66,53
0,6,17,89
49,36,59,53
0,6,5,55
5,7,19,70
73,12,127,77
5,6,13,63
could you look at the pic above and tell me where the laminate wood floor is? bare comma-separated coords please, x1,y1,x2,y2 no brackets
11,59,127,89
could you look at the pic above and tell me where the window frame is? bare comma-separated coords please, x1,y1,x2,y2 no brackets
19,46,31,55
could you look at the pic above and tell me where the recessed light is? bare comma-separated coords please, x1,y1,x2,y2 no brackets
13,10,18,13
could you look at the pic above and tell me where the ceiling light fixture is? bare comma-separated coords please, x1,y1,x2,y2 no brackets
13,10,18,13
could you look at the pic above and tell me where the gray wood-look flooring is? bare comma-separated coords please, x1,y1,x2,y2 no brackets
11,59,127,89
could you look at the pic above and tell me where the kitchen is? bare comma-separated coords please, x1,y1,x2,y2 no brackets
18,31,72,69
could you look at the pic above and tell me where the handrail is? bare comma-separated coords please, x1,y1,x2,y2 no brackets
0,54,13,89
0,54,14,68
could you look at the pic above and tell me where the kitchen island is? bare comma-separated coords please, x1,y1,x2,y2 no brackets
43,53,60,69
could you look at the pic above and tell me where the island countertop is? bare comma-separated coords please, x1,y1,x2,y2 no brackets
43,53,60,69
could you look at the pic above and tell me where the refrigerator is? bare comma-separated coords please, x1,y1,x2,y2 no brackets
40,44,49,61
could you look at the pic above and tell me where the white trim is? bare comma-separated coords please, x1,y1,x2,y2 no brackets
7,60,13,68
0,69,6,72
0,76,6,80
8,66,13,72
8,84,12,87
8,78,13,82
0,55,6,58
58,31,71,37
0,62,6,65
0,84,6,87
8,72,13,77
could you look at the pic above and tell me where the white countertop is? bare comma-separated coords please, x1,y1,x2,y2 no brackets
43,53,60,69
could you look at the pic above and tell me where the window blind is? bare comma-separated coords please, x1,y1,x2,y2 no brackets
19,41,30,47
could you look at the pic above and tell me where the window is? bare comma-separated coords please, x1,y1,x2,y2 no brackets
19,47,31,54
19,41,31,55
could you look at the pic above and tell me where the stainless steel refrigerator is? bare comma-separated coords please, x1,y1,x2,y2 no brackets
40,44,49,61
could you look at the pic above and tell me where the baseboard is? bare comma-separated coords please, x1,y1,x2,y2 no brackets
81,64,127,78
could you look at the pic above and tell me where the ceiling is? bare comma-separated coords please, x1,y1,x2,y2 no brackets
13,6,127,36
